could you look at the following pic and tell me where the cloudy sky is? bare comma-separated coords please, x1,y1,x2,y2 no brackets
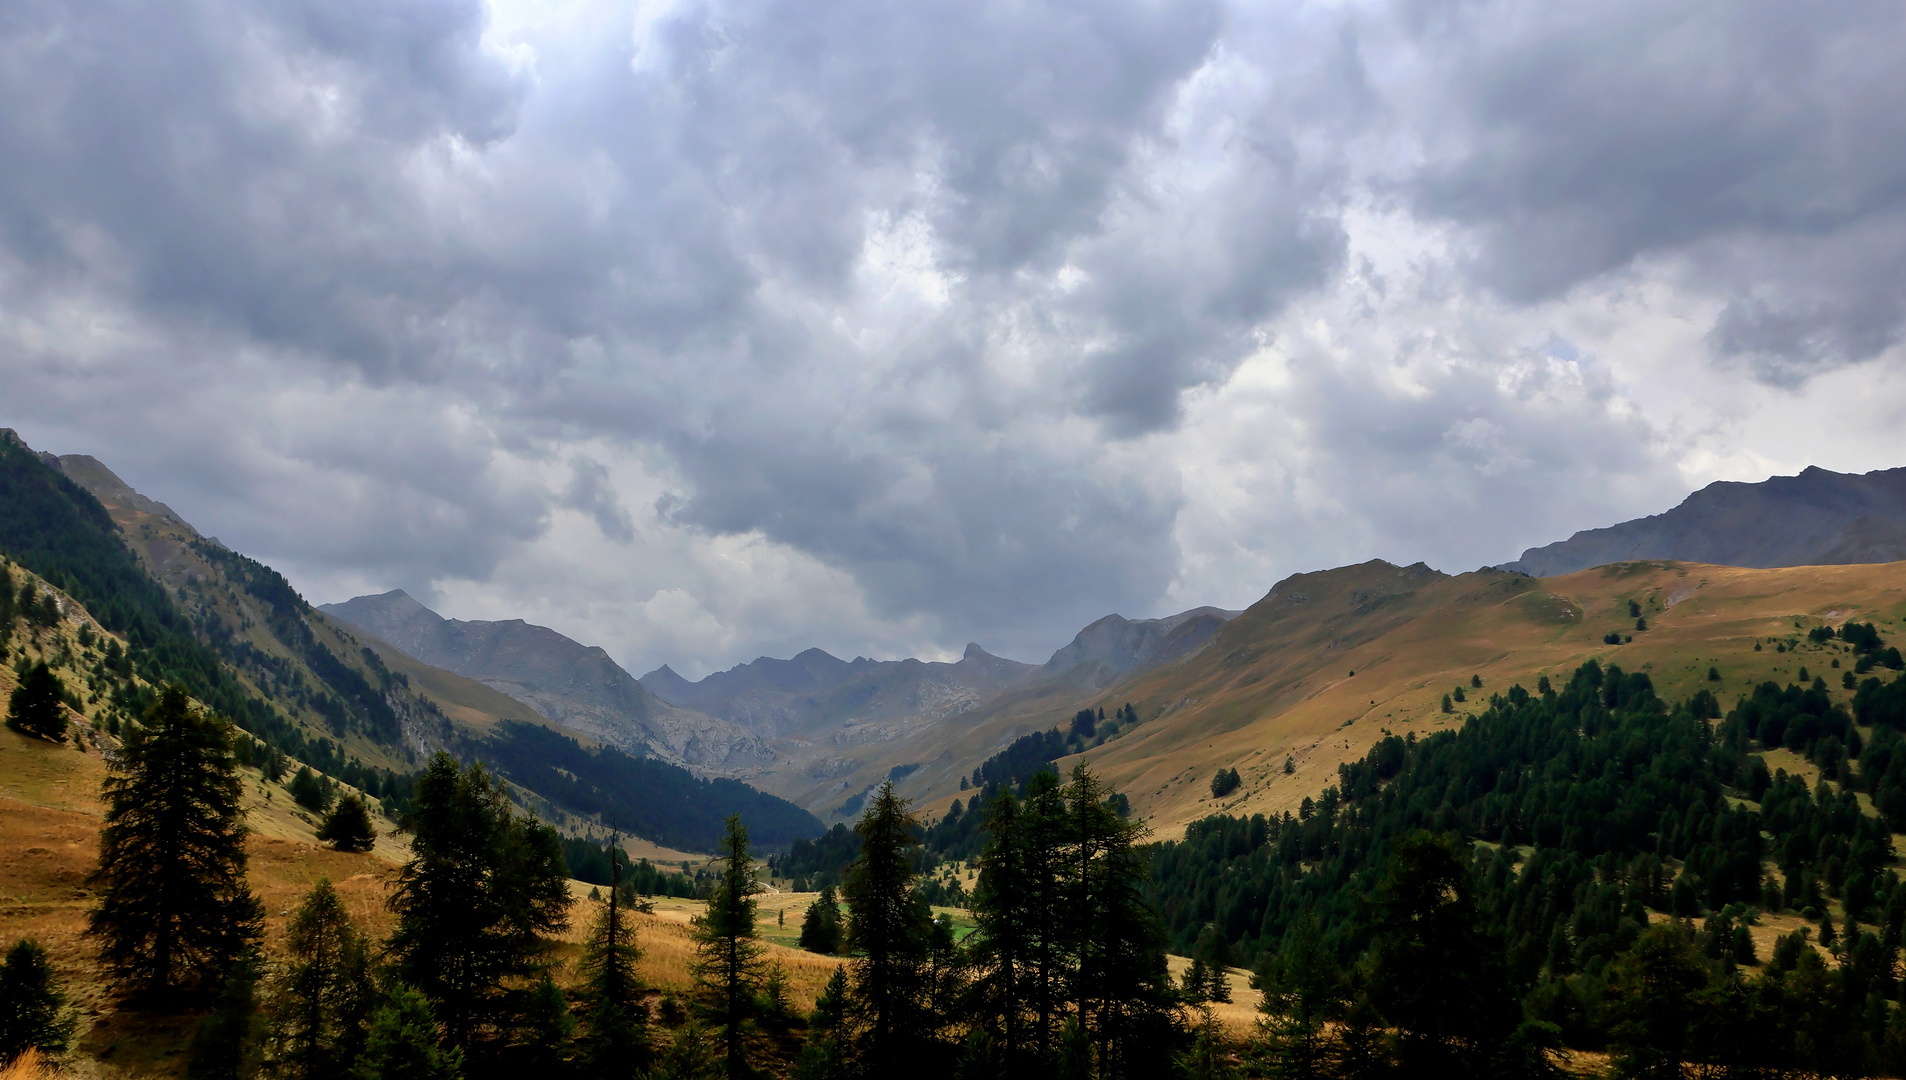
4,0,1904,677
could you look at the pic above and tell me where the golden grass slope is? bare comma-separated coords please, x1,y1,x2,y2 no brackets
1044,559,1906,836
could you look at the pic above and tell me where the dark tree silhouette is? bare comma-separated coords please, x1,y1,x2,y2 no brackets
89,685,263,1001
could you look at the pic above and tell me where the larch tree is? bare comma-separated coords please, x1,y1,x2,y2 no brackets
386,753,570,1051
577,833,649,1079
690,814,765,1077
89,684,263,1001
841,781,933,1074
264,880,376,1080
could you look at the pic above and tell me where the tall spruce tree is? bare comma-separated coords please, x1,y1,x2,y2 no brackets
1061,766,1173,1079
577,834,649,1079
968,788,1034,1071
841,781,933,1073
690,814,765,1077
386,753,570,1050
264,880,376,1080
6,661,67,742
89,684,263,1000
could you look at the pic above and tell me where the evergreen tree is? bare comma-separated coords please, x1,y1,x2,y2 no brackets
0,938,75,1064
187,950,264,1080
1062,766,1173,1078
386,753,570,1050
355,984,463,1080
690,814,765,1077
969,788,1035,1070
577,835,649,1079
317,796,378,853
289,767,333,813
1363,832,1518,1074
791,968,850,1080
799,886,844,955
90,684,263,1000
513,973,576,1076
1253,913,1342,1080
842,781,933,1073
264,880,376,1080
5,661,67,742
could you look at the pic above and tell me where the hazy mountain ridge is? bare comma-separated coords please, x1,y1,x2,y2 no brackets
640,643,1038,740
1503,464,1906,577
320,590,773,772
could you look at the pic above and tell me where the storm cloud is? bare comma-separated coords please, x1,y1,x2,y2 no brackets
2,0,1903,675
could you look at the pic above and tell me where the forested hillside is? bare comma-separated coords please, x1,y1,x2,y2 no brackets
1144,628,1906,1075
0,430,819,854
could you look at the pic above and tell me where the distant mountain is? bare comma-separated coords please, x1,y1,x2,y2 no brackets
640,643,1036,742
640,606,1239,818
1502,465,1906,576
322,590,771,771
1039,606,1241,689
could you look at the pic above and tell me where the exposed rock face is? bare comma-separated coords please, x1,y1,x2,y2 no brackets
321,590,772,771
1502,465,1906,577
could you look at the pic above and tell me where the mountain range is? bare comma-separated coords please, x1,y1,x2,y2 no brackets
6,425,1904,841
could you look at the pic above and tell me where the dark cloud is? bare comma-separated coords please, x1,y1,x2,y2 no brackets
1,0,1903,673
1392,0,1906,372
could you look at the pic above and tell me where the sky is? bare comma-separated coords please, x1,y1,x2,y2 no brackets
3,0,1905,678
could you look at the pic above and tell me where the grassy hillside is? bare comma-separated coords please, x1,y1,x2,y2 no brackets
848,559,1906,836
1067,559,1906,834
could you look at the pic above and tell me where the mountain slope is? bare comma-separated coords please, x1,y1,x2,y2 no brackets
1504,464,1906,576
322,590,770,771
1040,557,1906,833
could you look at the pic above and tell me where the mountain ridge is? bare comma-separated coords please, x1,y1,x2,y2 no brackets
319,589,772,772
1503,464,1906,576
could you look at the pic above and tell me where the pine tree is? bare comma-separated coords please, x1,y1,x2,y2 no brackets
6,661,67,742
513,973,576,1076
791,968,850,1080
187,950,264,1080
577,835,648,1079
842,781,933,1073
690,814,765,1077
317,796,378,853
969,788,1034,1068
0,938,76,1064
1364,832,1518,1074
798,886,843,955
386,753,570,1049
1254,912,1342,1080
264,880,376,1080
90,685,263,1000
356,984,464,1080
1062,765,1173,1078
